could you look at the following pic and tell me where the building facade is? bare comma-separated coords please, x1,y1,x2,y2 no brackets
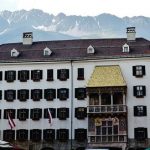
0,28,150,150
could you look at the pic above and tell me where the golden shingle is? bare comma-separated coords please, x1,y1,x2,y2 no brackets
87,65,126,87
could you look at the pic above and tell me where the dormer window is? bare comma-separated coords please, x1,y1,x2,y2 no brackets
87,45,95,54
122,43,130,53
43,47,52,56
11,48,20,57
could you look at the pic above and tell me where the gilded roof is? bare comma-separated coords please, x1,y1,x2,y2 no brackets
87,65,126,87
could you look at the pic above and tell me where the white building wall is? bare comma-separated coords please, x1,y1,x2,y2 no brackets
0,57,150,141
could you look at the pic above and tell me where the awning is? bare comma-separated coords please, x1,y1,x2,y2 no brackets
87,65,126,88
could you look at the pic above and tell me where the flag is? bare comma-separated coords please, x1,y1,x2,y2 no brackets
7,112,16,129
48,108,53,125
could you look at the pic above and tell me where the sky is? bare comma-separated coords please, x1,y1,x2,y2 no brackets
0,0,150,17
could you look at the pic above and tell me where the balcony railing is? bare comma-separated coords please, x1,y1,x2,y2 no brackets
88,135,127,143
87,105,127,113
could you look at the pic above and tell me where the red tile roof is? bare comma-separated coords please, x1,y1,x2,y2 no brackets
0,38,150,62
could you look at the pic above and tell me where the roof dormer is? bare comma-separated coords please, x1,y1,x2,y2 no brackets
87,45,95,54
11,48,20,57
122,43,130,53
43,47,52,56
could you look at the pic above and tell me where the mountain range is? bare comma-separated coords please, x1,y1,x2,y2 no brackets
0,9,150,44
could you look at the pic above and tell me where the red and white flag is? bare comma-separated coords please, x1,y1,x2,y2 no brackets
48,108,53,125
8,112,16,129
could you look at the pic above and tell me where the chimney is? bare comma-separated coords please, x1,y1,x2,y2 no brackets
23,32,33,45
126,27,136,41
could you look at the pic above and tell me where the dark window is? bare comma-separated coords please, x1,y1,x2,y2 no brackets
3,130,15,141
0,90,2,100
16,129,28,141
0,110,1,119
5,70,16,82
30,129,41,142
4,90,16,101
134,128,147,141
44,89,56,101
57,129,69,142
18,89,29,101
75,88,86,100
44,108,56,118
57,108,69,120
57,88,69,100
18,70,29,82
43,129,55,142
17,109,29,121
4,109,15,119
75,129,87,142
30,108,42,120
134,106,147,116
57,69,69,81
133,86,146,97
31,89,42,101
47,69,53,81
77,68,84,80
0,71,2,80
31,70,42,81
75,107,87,119
133,65,145,77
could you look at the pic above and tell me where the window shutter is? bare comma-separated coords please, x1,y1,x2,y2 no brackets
0,91,1,100
143,86,146,96
84,108,87,117
39,89,42,99
25,109,29,119
0,71,2,80
133,86,137,96
18,71,21,80
47,69,53,81
57,70,60,79
31,70,33,80
17,90,20,100
57,108,60,118
53,89,56,99
13,71,16,80
11,109,15,119
5,71,8,80
143,106,147,116
133,66,136,76
26,70,29,80
75,88,78,98
142,66,145,75
66,89,69,99
44,89,48,99
0,110,1,119
134,106,138,116
17,109,20,119
4,90,7,100
144,128,148,138
75,108,78,118
26,90,29,99
56,130,60,140
66,69,69,79
39,109,42,119
40,70,43,79
66,108,69,118
31,90,34,99
50,108,56,118
30,109,33,119
57,89,60,99
84,88,86,98
13,90,16,100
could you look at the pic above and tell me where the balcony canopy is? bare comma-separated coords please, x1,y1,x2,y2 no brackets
87,65,126,88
